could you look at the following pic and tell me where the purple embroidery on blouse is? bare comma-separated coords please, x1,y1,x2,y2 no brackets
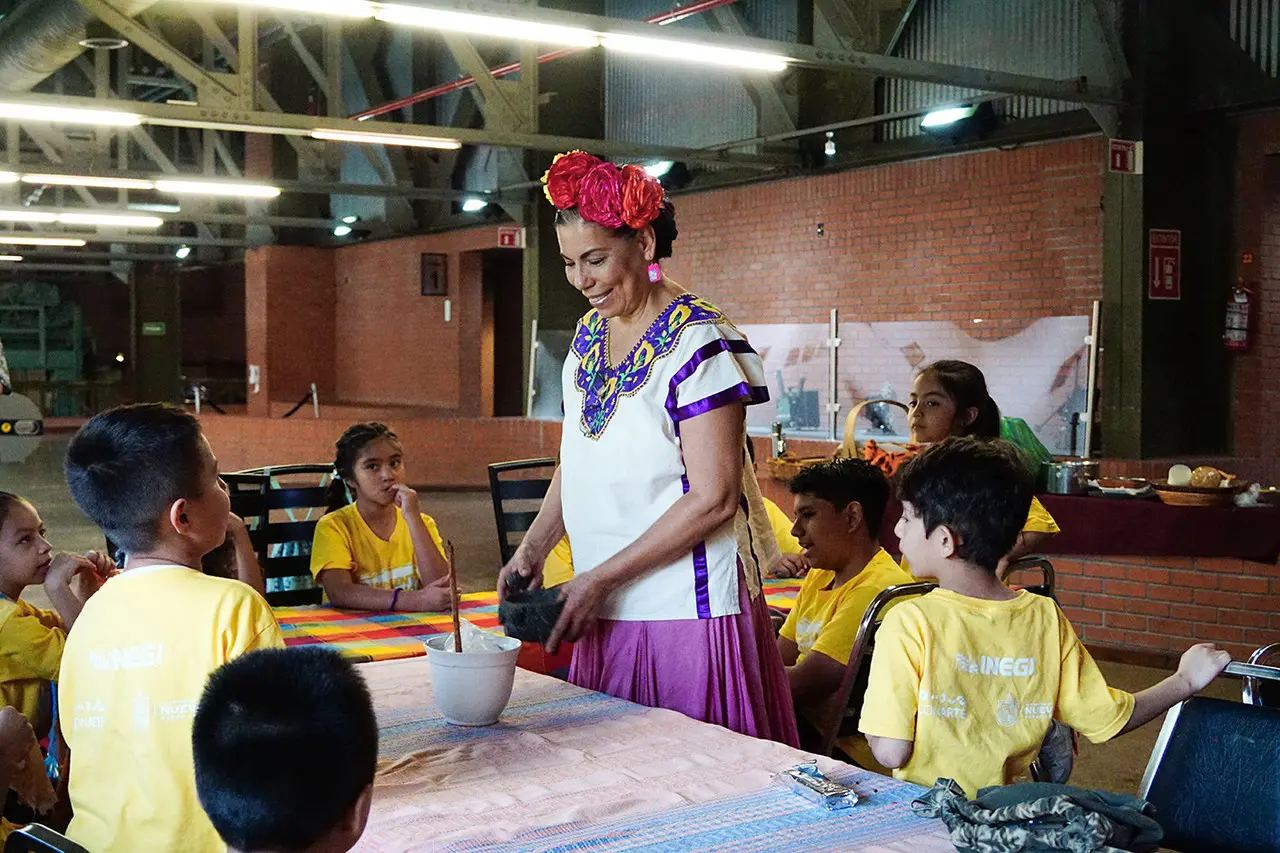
569,294,725,440
664,339,768,430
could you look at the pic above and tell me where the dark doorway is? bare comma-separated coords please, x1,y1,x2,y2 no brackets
482,249,525,417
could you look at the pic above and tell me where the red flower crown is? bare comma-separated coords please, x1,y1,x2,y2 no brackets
541,150,665,231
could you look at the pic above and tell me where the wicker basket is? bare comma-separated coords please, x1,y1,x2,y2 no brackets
763,455,829,481
1152,479,1248,507
837,398,911,459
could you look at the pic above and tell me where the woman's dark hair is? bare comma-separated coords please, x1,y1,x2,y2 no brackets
0,491,25,531
326,422,400,511
554,199,679,260
918,360,1001,439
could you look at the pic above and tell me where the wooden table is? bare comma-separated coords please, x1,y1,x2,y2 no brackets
356,656,952,852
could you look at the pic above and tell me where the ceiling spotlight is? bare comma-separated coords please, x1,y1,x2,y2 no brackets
115,352,126,363
175,245,192,260
461,198,488,213
824,132,836,158
78,20,129,50
644,161,674,178
332,224,353,237
341,215,359,224
921,102,997,141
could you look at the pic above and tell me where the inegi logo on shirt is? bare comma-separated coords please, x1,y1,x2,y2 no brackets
955,653,1036,677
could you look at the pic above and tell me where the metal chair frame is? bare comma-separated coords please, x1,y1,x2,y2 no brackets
487,458,557,566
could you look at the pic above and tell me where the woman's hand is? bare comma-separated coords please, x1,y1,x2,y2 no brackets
497,551,545,603
546,572,610,654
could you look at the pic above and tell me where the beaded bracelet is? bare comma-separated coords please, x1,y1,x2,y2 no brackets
390,588,401,612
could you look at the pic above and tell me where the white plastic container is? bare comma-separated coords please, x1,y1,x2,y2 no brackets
424,633,522,726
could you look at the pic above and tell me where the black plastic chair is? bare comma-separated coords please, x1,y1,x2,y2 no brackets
998,555,1056,600
4,824,89,853
236,464,341,607
1139,686,1280,853
815,581,937,758
487,458,557,565
1243,643,1280,709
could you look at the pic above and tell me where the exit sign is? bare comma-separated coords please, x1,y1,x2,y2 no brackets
141,321,166,336
498,226,525,249
1109,139,1143,174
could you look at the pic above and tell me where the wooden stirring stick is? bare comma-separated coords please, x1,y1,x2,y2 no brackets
447,541,462,652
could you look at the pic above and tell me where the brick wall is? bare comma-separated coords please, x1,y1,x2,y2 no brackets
332,228,503,413
1235,111,1280,469
665,136,1106,338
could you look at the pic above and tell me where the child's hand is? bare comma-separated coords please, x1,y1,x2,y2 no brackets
1176,642,1231,693
44,553,94,589
401,576,452,612
393,485,421,518
769,553,810,578
83,550,117,579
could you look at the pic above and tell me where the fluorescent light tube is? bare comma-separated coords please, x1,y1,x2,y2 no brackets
194,0,376,17
374,5,600,46
0,103,141,126
0,172,18,184
0,236,88,247
23,174,154,190
310,129,461,149
0,255,22,262
154,179,281,198
0,209,59,223
57,212,164,228
601,33,788,72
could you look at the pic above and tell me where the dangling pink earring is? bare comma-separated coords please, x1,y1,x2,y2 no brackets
647,262,662,283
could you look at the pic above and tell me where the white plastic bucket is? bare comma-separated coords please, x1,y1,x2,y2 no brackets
424,633,522,726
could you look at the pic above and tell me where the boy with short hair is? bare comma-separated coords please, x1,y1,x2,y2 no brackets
60,404,284,853
859,437,1230,796
193,648,377,853
777,459,913,759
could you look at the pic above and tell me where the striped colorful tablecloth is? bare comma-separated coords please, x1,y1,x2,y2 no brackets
277,578,803,665
358,656,952,852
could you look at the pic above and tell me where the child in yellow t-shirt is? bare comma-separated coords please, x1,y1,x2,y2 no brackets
311,423,451,612
859,437,1231,797
0,491,112,733
61,404,283,853
777,459,912,763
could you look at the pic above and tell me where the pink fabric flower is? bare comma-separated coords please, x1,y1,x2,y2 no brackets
619,164,664,230
542,150,599,209
576,162,627,229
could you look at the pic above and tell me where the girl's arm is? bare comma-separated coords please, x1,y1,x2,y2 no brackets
394,486,451,584
497,468,566,601
547,403,746,651
320,568,451,611
42,554,95,629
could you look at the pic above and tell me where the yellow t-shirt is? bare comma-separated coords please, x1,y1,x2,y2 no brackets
59,565,283,853
763,497,803,555
0,597,64,727
858,588,1134,797
309,503,446,590
543,536,575,588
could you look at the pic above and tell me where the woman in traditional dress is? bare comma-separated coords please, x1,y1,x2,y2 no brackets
498,152,797,745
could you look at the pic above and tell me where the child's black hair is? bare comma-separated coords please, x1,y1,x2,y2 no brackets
193,647,378,853
0,491,25,531
326,422,400,511
896,436,1031,573
788,458,890,538
918,360,1001,439
63,404,209,553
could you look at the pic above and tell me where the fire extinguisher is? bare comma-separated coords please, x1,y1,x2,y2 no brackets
1225,281,1253,351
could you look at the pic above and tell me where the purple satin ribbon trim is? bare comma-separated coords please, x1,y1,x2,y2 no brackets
681,473,712,619
664,338,764,421
671,383,769,423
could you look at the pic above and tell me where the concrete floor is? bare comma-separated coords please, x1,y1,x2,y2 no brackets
3,433,1243,799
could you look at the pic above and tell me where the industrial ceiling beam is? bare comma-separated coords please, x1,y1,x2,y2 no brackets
18,250,175,262
0,205,337,229
0,262,113,273
0,92,791,169
398,0,1125,106
0,231,255,247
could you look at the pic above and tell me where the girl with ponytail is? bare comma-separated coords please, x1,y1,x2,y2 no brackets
906,360,1059,566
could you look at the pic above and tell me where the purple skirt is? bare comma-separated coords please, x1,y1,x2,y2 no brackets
568,576,800,747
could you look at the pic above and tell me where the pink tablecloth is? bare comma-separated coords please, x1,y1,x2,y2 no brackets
356,657,952,852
